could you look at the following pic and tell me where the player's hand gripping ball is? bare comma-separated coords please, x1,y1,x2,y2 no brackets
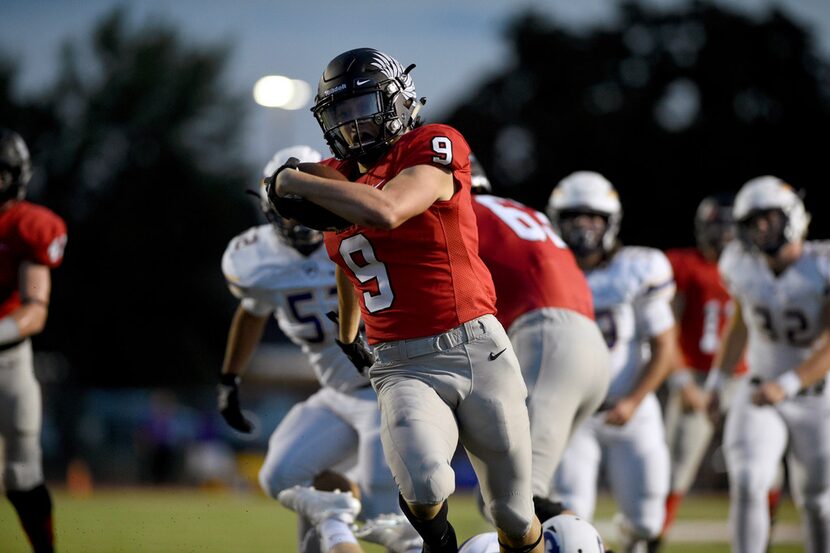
265,159,352,231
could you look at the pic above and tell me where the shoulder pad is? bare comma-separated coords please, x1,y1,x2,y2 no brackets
616,246,675,301
221,225,298,292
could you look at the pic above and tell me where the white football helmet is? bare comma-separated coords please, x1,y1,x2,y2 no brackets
456,515,604,553
259,145,325,255
734,175,809,253
542,514,605,553
547,171,622,255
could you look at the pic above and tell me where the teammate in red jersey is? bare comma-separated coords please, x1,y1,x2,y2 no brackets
662,194,749,535
469,158,609,520
269,49,544,553
0,129,67,553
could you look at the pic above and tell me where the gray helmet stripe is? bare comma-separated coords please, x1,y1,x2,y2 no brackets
368,52,416,99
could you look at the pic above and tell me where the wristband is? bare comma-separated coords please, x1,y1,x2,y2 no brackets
668,369,694,391
703,368,723,393
776,371,802,398
0,317,21,345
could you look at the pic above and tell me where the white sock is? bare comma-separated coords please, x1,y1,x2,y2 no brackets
319,518,357,552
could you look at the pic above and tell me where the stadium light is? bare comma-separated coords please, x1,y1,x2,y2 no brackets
253,75,312,110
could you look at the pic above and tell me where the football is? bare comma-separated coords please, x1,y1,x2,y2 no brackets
272,162,352,231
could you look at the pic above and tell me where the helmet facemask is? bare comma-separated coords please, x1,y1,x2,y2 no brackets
694,197,735,257
555,209,616,257
271,214,324,256
737,208,789,256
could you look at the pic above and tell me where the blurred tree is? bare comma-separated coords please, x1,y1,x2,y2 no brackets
1,9,258,385
443,1,830,248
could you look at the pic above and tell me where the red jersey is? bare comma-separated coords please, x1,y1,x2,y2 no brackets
0,201,67,318
473,195,594,330
323,124,496,344
666,247,747,375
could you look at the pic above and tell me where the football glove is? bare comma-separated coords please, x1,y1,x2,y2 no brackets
264,156,300,207
264,158,350,231
326,311,374,375
217,373,254,433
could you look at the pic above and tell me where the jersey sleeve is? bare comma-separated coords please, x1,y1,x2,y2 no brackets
393,124,471,174
221,226,279,310
18,207,68,268
635,249,676,337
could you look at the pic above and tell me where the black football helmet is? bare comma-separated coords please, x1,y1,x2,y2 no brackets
694,193,735,257
0,128,32,203
312,48,425,164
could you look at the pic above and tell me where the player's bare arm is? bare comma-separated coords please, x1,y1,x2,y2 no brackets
709,298,748,378
0,261,51,343
606,326,676,426
276,163,454,230
221,305,269,378
668,291,706,411
335,266,361,343
705,298,747,416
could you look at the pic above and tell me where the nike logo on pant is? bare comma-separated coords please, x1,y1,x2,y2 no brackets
489,348,507,361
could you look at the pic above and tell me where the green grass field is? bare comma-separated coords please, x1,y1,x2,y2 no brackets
0,488,805,552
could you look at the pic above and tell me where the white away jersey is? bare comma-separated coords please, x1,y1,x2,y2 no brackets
222,225,368,391
719,240,830,379
587,246,676,401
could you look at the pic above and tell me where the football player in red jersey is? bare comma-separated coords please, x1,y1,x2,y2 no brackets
0,129,67,553
469,157,610,520
269,49,544,553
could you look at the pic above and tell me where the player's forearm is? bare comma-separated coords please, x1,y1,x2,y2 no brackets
13,303,48,335
629,328,676,403
793,332,830,389
221,305,269,377
336,269,361,343
280,171,399,229
712,319,747,377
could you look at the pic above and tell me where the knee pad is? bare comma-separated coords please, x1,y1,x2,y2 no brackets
407,460,454,505
4,460,44,492
258,456,311,499
489,495,534,540
801,487,830,518
730,467,768,504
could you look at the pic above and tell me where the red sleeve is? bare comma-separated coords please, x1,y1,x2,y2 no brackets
18,206,68,268
665,249,689,293
392,124,471,175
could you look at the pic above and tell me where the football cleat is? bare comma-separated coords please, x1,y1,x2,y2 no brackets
354,514,424,553
277,485,362,525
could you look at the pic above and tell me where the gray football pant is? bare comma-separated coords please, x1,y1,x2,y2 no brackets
725,377,830,553
370,314,536,539
0,340,43,492
508,307,611,498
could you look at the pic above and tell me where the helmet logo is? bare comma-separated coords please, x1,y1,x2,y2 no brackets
356,79,371,86
323,83,347,97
